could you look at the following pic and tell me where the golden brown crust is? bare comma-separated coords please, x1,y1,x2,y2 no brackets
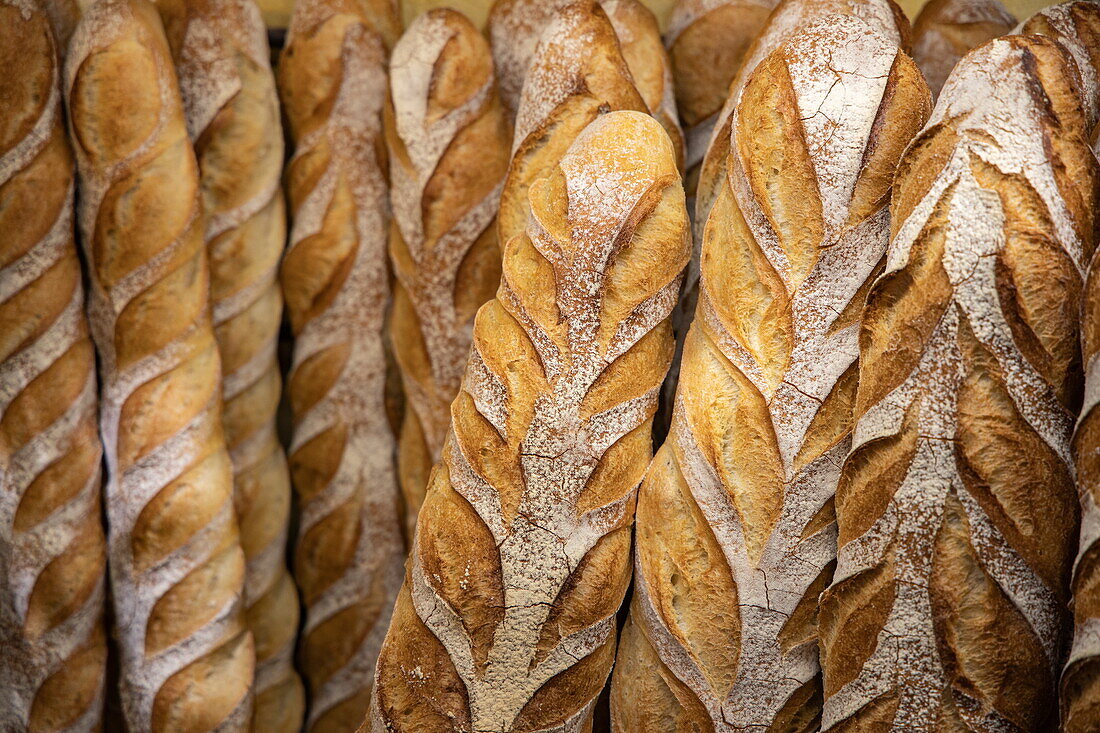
489,0,682,161
0,2,107,730
497,0,648,252
911,0,1016,97
819,35,1097,731
371,110,690,733
614,16,930,730
151,0,304,728
693,0,910,247
277,0,405,730
64,0,255,729
386,8,511,538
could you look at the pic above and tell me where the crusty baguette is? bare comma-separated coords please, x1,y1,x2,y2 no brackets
64,0,255,730
666,0,777,187
911,0,1016,97
386,8,511,538
277,1,405,730
693,0,909,246
370,110,690,733
489,0,682,158
818,35,1097,730
151,0,304,728
612,16,930,731
0,2,107,730
498,1,648,253
1015,1,1100,146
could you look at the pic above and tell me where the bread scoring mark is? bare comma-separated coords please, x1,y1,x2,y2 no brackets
823,38,1088,730
280,3,405,728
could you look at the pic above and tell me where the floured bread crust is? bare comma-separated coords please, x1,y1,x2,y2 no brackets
152,0,304,728
0,2,107,730
371,111,690,733
613,15,930,731
819,35,1097,731
386,8,511,539
65,0,255,729
277,0,405,729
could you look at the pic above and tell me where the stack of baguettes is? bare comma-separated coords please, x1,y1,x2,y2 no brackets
5,0,1100,730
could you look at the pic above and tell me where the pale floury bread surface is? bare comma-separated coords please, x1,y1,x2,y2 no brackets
386,8,511,538
819,35,1097,730
370,111,690,732
612,16,930,731
0,2,107,729
911,0,1016,96
277,0,404,730
693,0,910,246
498,1,648,253
65,0,255,729
150,0,304,728
489,0,682,157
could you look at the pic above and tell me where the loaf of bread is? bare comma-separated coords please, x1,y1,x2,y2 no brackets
151,0,304,728
277,1,405,730
498,1,647,251
489,0,681,157
1016,1,1100,145
0,2,107,730
386,8,511,537
818,35,1096,731
43,0,80,48
65,0,255,729
911,0,1015,96
612,16,930,731
694,0,909,244
370,110,690,733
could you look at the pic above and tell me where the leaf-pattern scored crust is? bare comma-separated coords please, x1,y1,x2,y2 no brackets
387,8,511,537
1042,3,1100,728
819,35,1097,731
488,0,683,160
693,0,908,247
612,15,931,731
370,110,690,733
0,2,107,730
277,0,405,730
64,0,255,729
153,0,304,727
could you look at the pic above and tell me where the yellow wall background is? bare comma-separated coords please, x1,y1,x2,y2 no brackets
261,0,1055,41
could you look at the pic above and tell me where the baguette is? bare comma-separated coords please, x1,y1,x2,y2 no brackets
1051,3,1100,727
1015,1,1100,146
693,0,909,246
818,35,1097,730
386,8,511,538
498,1,648,254
489,0,682,160
277,1,405,730
0,2,107,730
65,0,255,729
370,110,690,733
911,0,1016,97
612,16,930,731
151,0,304,728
